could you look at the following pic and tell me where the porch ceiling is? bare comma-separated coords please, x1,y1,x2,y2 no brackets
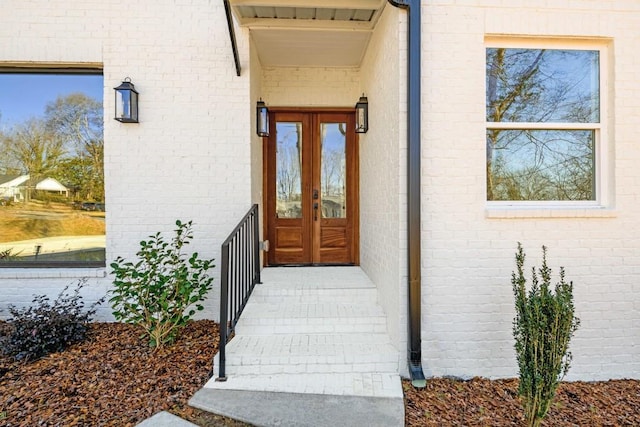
229,0,387,67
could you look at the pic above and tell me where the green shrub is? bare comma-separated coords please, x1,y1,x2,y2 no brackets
0,280,102,362
109,220,214,348
512,243,580,427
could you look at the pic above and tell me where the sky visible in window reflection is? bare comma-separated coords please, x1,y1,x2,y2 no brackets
486,48,599,123
0,74,103,127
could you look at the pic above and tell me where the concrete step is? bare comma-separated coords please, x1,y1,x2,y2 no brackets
249,286,379,304
203,372,403,398
235,319,388,335
217,333,398,376
206,267,402,401
259,267,377,288
235,301,387,335
222,361,400,376
241,301,385,318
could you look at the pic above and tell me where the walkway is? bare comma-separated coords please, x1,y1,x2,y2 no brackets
189,267,404,426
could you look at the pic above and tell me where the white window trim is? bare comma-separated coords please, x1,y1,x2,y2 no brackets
484,38,611,217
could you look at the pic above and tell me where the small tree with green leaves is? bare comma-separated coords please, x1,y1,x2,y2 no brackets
109,220,214,348
512,243,580,427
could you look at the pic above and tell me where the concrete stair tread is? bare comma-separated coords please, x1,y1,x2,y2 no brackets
259,267,376,288
222,349,399,363
221,362,400,376
251,287,378,297
256,281,376,289
237,316,387,324
203,372,403,398
240,303,386,318
225,333,394,349
234,323,388,335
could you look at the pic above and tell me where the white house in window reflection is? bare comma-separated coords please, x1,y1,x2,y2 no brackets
0,174,69,202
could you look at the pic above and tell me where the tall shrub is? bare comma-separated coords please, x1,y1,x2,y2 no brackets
512,243,580,427
109,220,214,348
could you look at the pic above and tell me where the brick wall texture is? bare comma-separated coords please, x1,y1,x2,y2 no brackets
0,0,253,320
1,0,638,381
421,0,640,380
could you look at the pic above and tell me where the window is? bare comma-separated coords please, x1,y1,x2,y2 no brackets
486,41,606,204
0,71,104,267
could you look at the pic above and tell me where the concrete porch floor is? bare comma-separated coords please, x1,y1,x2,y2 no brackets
189,266,405,426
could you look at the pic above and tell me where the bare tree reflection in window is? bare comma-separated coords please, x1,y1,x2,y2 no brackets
321,123,346,218
486,48,599,201
276,122,303,218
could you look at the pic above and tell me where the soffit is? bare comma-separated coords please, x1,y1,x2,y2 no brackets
228,0,387,67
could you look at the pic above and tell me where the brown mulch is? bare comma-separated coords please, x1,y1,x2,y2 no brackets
1,321,638,426
403,377,640,426
0,320,247,426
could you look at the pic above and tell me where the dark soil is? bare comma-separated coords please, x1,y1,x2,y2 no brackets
1,321,638,426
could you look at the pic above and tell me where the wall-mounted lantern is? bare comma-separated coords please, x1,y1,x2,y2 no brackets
114,77,139,123
256,99,269,137
355,95,368,133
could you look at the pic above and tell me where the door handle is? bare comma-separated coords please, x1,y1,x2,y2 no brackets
313,189,319,199
313,202,318,221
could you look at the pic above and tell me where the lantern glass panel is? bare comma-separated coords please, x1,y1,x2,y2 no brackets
257,102,269,137
114,81,139,123
355,98,368,133
115,90,129,121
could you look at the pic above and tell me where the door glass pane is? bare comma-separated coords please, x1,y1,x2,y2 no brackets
320,123,347,218
276,122,303,218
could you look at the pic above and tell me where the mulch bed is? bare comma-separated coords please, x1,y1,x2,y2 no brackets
0,320,246,426
403,377,640,426
1,321,638,426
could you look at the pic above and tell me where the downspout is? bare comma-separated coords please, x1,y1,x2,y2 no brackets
387,0,426,388
223,0,241,77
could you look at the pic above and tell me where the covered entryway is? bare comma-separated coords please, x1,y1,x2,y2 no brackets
264,110,359,265
193,0,410,423
240,0,408,373
217,0,409,406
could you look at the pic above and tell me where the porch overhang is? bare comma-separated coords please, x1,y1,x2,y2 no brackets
228,0,387,67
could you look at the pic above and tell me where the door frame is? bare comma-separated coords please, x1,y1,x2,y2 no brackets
262,107,360,266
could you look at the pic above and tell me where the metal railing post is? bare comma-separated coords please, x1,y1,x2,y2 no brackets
217,243,230,381
253,207,261,284
216,204,261,381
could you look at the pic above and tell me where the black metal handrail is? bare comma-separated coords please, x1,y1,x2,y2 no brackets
217,204,261,381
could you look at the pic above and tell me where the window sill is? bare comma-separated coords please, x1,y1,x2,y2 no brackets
0,267,107,280
485,206,618,219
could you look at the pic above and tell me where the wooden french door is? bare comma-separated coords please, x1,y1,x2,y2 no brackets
264,110,359,265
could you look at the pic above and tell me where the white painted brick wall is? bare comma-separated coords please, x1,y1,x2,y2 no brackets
422,1,640,380
262,67,360,107
249,39,266,267
360,5,408,376
0,0,254,321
